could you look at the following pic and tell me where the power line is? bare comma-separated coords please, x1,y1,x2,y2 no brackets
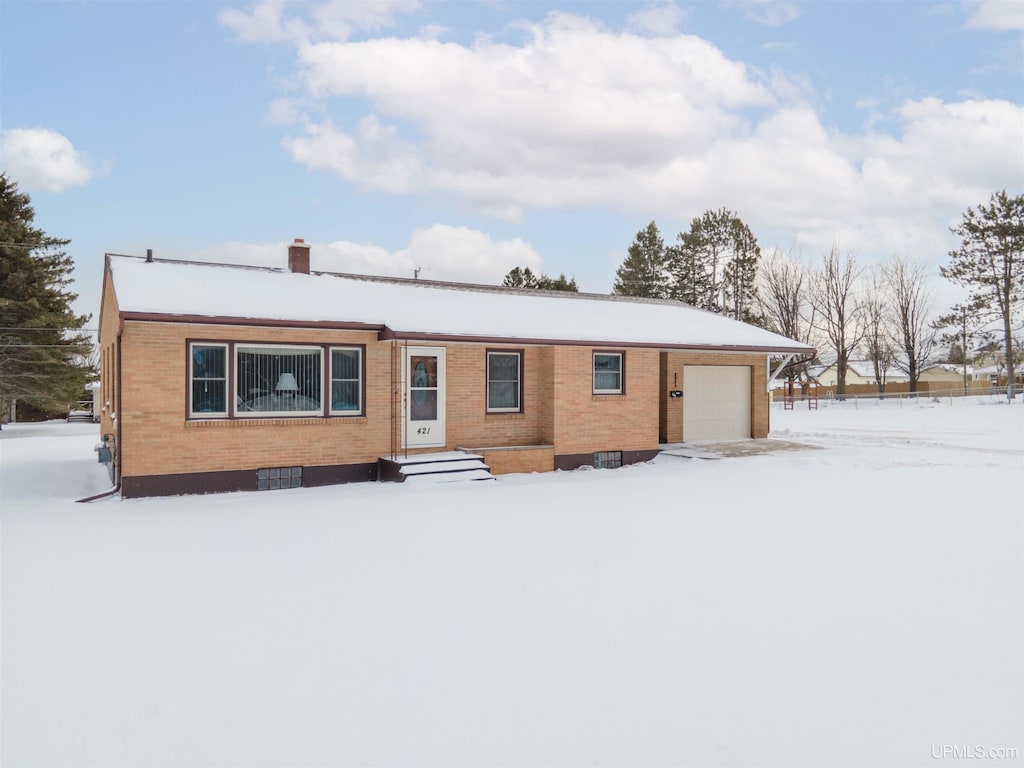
0,241,68,248
0,327,99,332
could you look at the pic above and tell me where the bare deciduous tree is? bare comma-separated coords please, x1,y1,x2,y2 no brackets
758,249,816,386
810,245,864,399
862,267,895,393
884,255,937,393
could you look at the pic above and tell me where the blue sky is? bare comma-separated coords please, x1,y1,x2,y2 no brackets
2,0,1022,322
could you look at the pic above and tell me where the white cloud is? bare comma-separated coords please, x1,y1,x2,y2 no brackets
265,97,307,126
964,0,1024,30
226,6,1023,269
726,1,802,27
220,0,419,43
418,23,449,41
219,1,310,43
281,13,773,217
0,128,99,193
195,225,544,284
627,2,688,36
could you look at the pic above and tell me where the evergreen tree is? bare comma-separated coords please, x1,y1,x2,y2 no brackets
672,208,760,316
0,174,94,422
721,216,761,322
666,232,712,306
534,272,578,292
503,266,537,288
502,266,577,292
613,221,669,298
938,190,1024,399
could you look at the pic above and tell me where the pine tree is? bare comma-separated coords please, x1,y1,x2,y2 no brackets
0,174,94,422
503,266,536,288
534,272,578,292
613,221,668,298
721,216,761,322
666,232,712,306
502,266,577,292
672,208,760,316
939,190,1024,399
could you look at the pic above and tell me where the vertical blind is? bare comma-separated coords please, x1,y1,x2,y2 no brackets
236,346,322,413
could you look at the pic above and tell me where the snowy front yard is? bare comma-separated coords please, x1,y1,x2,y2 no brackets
2,398,1022,767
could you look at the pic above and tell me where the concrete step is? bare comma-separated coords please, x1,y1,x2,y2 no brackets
379,452,495,483
403,468,495,484
400,458,491,476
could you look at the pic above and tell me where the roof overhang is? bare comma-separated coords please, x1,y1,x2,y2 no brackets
119,311,815,356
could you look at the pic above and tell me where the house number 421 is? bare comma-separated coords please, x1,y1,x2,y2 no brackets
416,427,431,435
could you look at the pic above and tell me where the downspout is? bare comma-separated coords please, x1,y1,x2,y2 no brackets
77,320,123,503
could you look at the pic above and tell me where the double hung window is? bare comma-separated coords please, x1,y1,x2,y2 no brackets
330,348,362,413
190,344,228,416
487,351,521,412
593,352,624,394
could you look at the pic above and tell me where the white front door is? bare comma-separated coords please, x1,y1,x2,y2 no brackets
403,347,446,449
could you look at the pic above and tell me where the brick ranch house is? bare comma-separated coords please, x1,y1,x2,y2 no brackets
96,241,814,498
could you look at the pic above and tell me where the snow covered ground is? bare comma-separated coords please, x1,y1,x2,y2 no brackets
2,397,1022,767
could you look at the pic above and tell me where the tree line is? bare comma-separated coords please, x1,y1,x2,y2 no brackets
505,196,1021,399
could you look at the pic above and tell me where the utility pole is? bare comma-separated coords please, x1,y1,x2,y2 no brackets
962,306,968,396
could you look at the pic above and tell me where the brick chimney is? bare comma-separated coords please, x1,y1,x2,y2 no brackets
288,238,310,274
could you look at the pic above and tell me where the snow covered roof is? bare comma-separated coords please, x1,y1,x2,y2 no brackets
106,255,814,353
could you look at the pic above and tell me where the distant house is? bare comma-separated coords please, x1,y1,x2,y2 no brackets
918,364,969,385
96,241,813,498
815,360,909,387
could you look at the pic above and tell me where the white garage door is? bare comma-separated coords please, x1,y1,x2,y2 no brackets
683,365,751,441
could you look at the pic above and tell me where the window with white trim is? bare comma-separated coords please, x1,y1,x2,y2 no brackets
487,351,521,412
593,352,623,394
236,345,322,416
330,347,362,414
190,343,228,416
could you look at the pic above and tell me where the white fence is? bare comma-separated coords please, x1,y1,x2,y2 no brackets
773,387,1020,410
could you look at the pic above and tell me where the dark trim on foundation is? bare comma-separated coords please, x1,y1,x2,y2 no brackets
303,463,378,487
623,449,660,465
554,449,659,472
121,462,378,499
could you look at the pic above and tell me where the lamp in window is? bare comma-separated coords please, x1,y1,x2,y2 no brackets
275,372,298,392
275,372,299,410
